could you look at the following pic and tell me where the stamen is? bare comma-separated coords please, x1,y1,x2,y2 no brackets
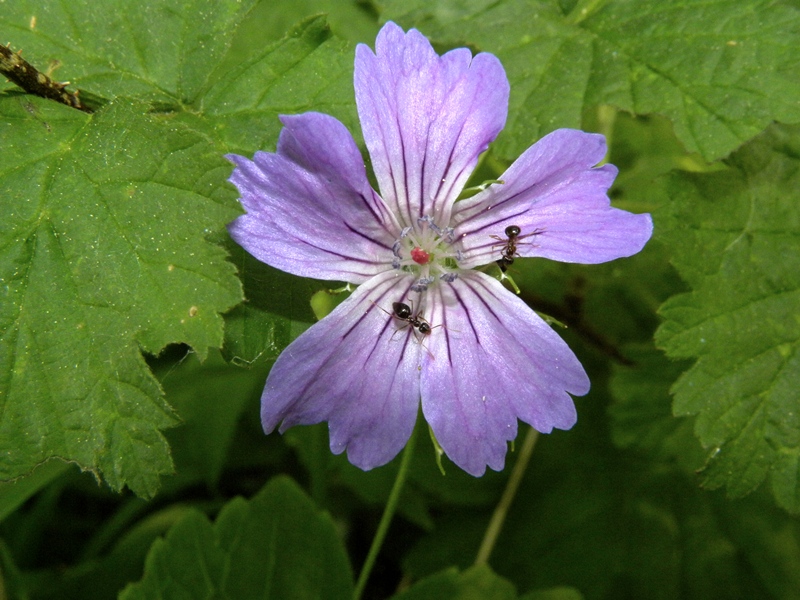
429,222,444,237
387,214,464,284
411,276,435,292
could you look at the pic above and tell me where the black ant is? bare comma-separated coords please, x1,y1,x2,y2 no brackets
370,300,437,339
492,225,544,272
370,299,451,361
391,301,432,335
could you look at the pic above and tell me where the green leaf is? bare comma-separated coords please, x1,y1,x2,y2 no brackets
202,15,357,154
380,0,800,161
120,476,353,600
0,0,258,104
656,123,800,512
0,3,358,497
0,98,242,497
393,565,517,600
608,344,703,471
222,0,379,46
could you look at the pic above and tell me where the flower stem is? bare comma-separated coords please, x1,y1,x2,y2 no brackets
353,425,417,600
474,426,539,565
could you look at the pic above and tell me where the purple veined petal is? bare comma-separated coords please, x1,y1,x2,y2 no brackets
420,272,589,476
227,112,398,284
261,270,428,470
355,22,509,229
451,129,653,267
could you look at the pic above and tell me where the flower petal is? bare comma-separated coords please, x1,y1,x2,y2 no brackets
227,112,397,284
452,129,653,267
355,22,509,228
420,272,589,476
261,271,425,470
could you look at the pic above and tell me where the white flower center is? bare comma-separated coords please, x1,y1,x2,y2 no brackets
391,216,463,291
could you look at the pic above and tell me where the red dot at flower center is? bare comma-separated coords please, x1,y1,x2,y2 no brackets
410,247,431,265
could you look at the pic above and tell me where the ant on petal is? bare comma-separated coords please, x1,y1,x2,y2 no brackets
491,225,544,272
391,301,433,335
370,299,441,358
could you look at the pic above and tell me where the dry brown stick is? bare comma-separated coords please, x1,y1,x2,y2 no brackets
0,44,92,113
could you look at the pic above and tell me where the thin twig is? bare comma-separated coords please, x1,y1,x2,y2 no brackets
519,280,635,366
0,44,91,113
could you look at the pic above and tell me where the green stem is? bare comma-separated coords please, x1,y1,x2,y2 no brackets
353,425,417,600
474,427,539,565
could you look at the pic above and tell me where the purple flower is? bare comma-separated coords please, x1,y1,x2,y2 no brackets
226,22,652,476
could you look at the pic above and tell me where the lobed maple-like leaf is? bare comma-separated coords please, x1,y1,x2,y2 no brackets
0,3,356,496
393,565,520,600
380,0,800,162
0,98,242,497
0,0,258,104
656,123,800,513
120,477,353,599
